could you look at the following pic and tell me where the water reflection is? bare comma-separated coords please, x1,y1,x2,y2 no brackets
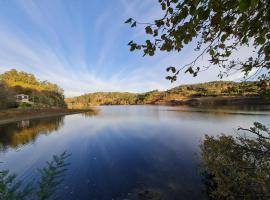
0,106,269,199
0,117,64,151
0,151,70,200
170,105,270,116
81,111,98,118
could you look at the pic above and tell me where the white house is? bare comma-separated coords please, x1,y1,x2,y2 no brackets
16,94,31,103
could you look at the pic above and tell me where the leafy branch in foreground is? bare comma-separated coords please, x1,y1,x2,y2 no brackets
0,151,70,200
37,151,70,200
201,122,270,199
0,169,33,200
126,0,270,82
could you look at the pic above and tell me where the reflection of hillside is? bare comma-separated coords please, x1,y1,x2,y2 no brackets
170,105,270,116
0,117,64,150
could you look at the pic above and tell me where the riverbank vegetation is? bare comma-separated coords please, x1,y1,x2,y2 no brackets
0,69,66,109
201,122,270,199
0,108,96,125
66,81,269,108
0,69,97,124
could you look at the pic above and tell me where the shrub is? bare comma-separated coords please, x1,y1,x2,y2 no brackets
18,102,32,108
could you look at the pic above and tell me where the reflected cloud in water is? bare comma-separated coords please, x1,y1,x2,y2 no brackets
0,106,269,199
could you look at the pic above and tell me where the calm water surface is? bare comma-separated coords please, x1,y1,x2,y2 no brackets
0,105,269,199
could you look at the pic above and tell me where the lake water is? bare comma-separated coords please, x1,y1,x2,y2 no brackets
0,105,269,199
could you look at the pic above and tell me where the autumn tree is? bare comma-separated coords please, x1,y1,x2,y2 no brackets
0,69,66,108
126,0,270,82
201,123,270,199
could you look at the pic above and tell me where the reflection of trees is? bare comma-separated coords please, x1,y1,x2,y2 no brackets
201,122,270,199
81,111,98,117
0,117,64,151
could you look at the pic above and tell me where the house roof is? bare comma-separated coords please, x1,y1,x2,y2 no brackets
16,94,29,96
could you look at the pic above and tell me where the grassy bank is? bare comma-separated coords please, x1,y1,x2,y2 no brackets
0,108,97,125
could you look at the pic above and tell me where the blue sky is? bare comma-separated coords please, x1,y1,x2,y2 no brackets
0,0,253,97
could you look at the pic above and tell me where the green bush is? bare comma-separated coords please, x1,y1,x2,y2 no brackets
18,102,32,108
201,122,270,199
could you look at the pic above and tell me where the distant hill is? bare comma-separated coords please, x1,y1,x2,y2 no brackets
0,69,66,109
66,81,269,108
66,92,138,108
1,69,267,110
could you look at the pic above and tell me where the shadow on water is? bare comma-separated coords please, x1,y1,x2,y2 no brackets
0,117,64,151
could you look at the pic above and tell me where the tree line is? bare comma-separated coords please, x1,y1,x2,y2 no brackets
66,81,269,108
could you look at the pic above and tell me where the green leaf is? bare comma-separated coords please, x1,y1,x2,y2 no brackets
131,22,137,28
155,20,164,27
251,0,259,8
165,76,172,80
185,67,194,74
145,26,153,34
239,0,251,12
130,44,137,51
168,7,173,14
125,18,132,24
153,29,158,37
161,3,166,10
166,66,176,73
201,9,210,20
221,34,227,42
209,49,215,56
256,36,266,45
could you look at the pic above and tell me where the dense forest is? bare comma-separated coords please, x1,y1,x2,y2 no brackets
1,69,269,109
0,69,66,109
66,81,269,108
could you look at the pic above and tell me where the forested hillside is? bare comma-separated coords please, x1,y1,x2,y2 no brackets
1,69,268,110
66,81,269,108
66,92,137,108
168,81,263,96
0,69,66,109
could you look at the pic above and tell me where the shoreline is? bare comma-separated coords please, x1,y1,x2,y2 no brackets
0,108,97,125
1,96,269,125
67,96,270,107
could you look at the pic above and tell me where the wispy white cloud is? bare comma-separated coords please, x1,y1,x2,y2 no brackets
0,0,254,98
